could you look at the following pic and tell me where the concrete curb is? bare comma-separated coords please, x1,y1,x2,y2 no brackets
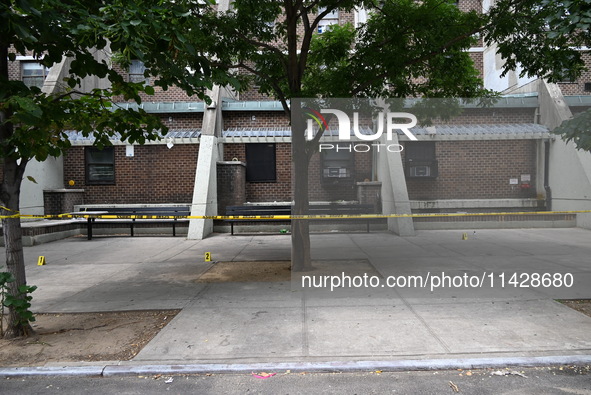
1,355,590,378
0,366,104,377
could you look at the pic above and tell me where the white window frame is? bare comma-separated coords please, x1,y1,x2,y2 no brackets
21,61,49,88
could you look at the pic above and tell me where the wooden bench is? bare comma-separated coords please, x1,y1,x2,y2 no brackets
225,204,376,235
75,206,190,240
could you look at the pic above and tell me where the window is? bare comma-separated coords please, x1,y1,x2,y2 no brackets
85,147,115,184
556,68,576,83
404,142,438,178
317,6,338,33
129,60,150,84
21,62,49,88
245,143,276,182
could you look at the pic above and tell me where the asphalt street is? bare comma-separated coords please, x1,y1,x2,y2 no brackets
1,365,590,394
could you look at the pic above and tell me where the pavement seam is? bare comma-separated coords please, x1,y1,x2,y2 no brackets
148,239,198,263
395,290,453,354
301,292,309,357
230,235,255,262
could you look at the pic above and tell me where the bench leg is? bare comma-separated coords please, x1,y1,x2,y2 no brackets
131,221,134,237
231,223,234,235
87,218,93,240
173,221,176,237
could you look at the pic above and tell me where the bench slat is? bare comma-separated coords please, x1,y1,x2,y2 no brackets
79,206,190,240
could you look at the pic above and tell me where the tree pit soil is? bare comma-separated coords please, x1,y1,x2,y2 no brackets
560,299,591,318
0,310,178,367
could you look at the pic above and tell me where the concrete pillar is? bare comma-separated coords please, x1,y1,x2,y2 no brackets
187,85,224,239
538,80,591,212
187,135,219,239
377,135,415,236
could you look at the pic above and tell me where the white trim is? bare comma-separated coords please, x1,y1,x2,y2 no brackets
69,137,201,146
14,55,37,61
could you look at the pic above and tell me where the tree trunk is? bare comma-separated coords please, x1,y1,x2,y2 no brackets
1,158,33,338
291,114,313,272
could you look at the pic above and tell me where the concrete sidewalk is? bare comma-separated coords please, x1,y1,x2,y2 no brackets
6,228,591,372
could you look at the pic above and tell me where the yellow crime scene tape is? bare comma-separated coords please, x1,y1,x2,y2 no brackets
2,206,591,220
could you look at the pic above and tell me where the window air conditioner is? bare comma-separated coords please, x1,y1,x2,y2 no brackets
409,165,431,177
325,167,348,178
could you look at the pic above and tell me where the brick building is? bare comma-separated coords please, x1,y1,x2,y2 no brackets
6,1,591,238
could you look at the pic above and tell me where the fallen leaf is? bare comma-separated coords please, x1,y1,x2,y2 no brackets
449,381,460,392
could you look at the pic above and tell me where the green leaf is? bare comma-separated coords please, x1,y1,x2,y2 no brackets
12,97,42,119
26,176,38,184
144,85,155,95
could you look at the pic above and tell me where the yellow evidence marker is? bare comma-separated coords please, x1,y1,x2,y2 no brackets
204,252,212,262
37,256,46,266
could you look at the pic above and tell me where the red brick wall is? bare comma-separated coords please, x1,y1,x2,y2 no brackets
223,142,374,202
443,107,536,124
224,138,537,203
239,88,275,101
470,52,484,78
223,112,290,129
557,54,591,96
404,140,538,200
111,63,204,103
160,113,203,129
217,162,246,214
63,144,198,204
7,50,21,81
224,143,292,202
62,138,538,205
459,0,482,13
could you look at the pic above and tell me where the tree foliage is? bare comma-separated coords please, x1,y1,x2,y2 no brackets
486,0,590,83
1,0,240,163
205,0,488,109
0,0,234,337
485,0,591,150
